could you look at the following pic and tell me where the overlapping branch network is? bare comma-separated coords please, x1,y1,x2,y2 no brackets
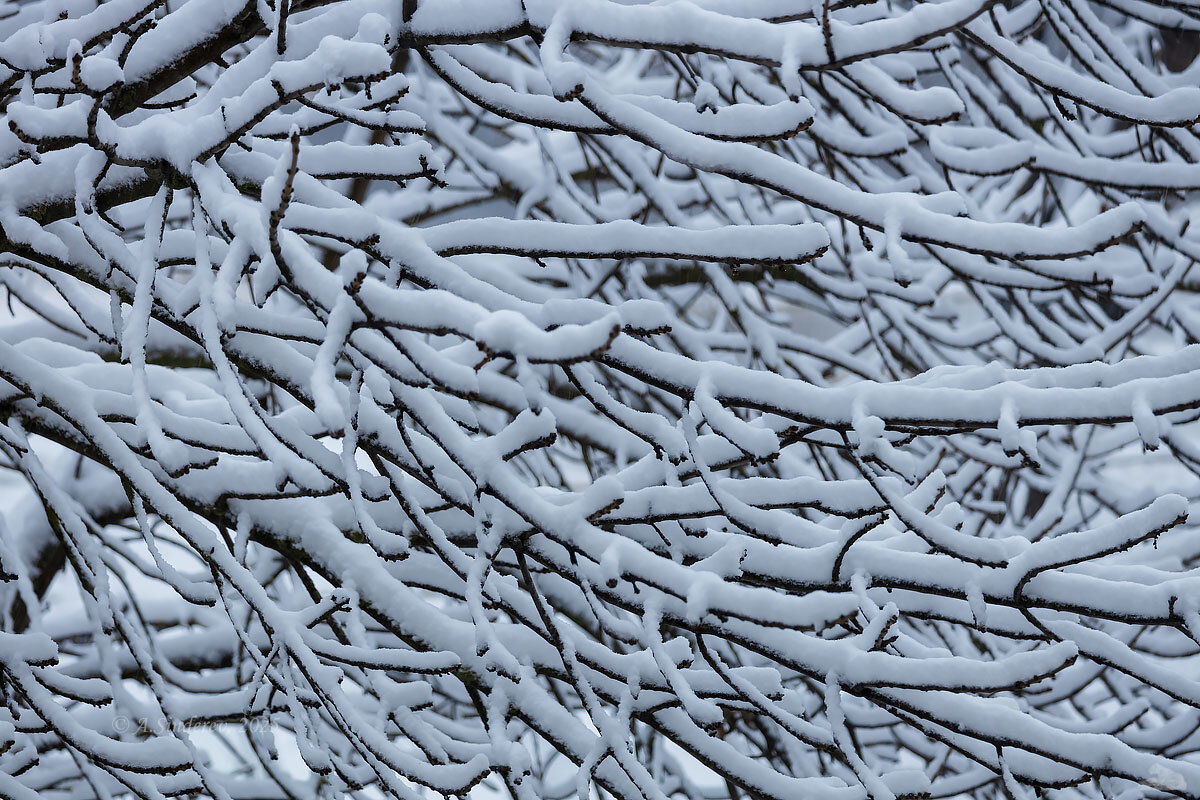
0,1,1199,800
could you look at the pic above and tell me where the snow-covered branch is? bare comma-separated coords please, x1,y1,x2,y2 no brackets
0,1,1197,800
